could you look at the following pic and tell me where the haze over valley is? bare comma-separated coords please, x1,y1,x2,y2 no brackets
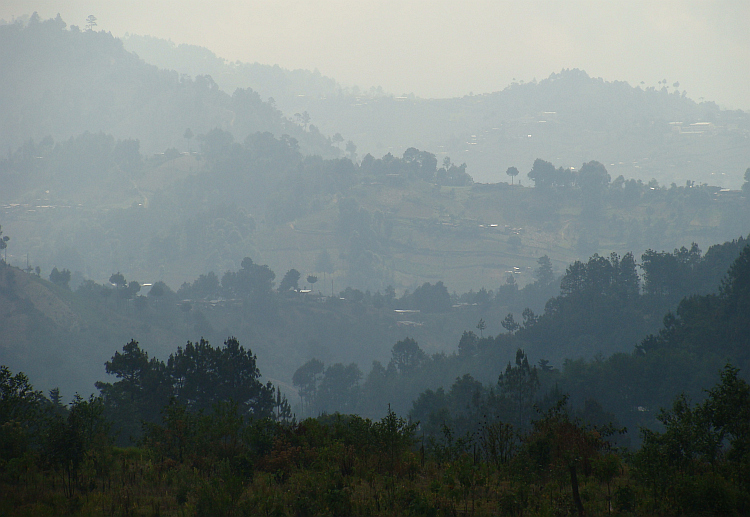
1,8,750,516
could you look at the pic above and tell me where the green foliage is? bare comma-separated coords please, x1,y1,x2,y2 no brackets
278,268,301,292
292,238,750,430
505,166,519,184
48,267,71,288
44,394,111,493
3,355,750,515
501,313,520,333
411,373,509,448
475,318,486,338
0,225,8,260
498,349,540,429
514,396,610,515
292,358,324,414
559,251,639,298
578,160,610,222
407,281,451,313
96,339,170,441
98,337,277,443
641,243,701,300
389,337,427,374
168,337,275,416
458,330,479,356
0,366,44,463
179,271,220,300
316,363,362,414
635,365,750,513
108,271,126,289
527,158,556,188
636,243,750,365
479,420,517,466
534,255,554,285
0,366,42,424
221,257,276,309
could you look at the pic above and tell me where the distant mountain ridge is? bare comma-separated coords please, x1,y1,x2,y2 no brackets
4,15,748,189
121,34,342,111
122,34,750,189
0,15,336,157
298,70,750,188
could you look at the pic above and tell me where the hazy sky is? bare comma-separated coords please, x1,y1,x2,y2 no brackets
3,1,749,110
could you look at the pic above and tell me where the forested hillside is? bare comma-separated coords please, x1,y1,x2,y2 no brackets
323,69,750,188
121,34,750,189
2,242,750,516
2,222,747,422
2,128,748,295
0,15,335,157
122,33,341,113
2,11,750,517
2,16,748,297
2,22,749,410
290,237,750,425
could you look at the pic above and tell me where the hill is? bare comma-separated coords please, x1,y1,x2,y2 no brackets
0,15,335,157
3,244,750,516
288,69,750,189
2,129,749,296
120,33,750,189
0,263,191,399
2,231,747,408
2,15,748,294
0,259,513,400
121,33,341,112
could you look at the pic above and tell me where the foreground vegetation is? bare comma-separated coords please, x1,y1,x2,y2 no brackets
3,243,750,515
2,363,749,516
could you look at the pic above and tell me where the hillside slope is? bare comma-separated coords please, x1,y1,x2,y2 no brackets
121,34,750,189
0,264,186,399
302,70,750,188
0,15,335,157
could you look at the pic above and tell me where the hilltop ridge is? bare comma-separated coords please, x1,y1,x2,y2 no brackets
120,32,750,188
0,15,335,157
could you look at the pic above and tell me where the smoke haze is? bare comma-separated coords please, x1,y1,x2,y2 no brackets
2,1,748,109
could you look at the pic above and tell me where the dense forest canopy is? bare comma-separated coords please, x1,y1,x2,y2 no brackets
2,225,748,419
2,241,750,514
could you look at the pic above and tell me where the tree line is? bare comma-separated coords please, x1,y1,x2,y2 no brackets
2,359,748,514
2,240,750,514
